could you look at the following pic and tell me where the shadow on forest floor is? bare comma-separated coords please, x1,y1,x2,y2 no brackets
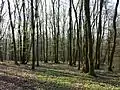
0,61,120,90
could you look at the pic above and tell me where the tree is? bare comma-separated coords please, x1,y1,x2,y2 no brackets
0,0,5,62
51,0,59,63
22,0,27,64
95,0,104,69
35,0,39,66
61,6,67,63
72,0,83,69
68,0,73,66
31,0,35,69
45,0,48,63
16,0,22,63
56,0,60,63
7,0,18,65
108,0,119,71
84,0,95,76
0,0,4,23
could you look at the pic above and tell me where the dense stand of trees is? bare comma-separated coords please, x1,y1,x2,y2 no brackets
0,0,120,76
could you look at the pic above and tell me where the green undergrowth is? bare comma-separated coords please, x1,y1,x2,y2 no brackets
36,69,120,90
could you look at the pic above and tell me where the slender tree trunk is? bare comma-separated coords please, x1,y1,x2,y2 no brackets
22,0,26,64
95,0,104,69
51,0,58,63
35,0,39,66
31,0,35,69
107,30,110,66
39,20,42,62
72,0,83,69
83,22,89,73
78,1,83,70
84,0,95,76
7,0,18,65
62,7,66,63
17,7,22,62
45,0,48,63
4,39,7,60
108,0,119,71
56,0,60,63
0,46,3,62
68,0,73,66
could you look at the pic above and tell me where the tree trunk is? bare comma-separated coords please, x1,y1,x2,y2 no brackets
108,0,119,71
31,0,35,69
45,0,48,63
56,0,60,63
35,0,39,66
95,0,104,69
22,0,26,64
68,0,73,66
84,0,95,76
16,1,22,63
7,0,18,65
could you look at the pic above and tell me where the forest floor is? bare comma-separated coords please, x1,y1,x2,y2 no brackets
0,61,120,90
